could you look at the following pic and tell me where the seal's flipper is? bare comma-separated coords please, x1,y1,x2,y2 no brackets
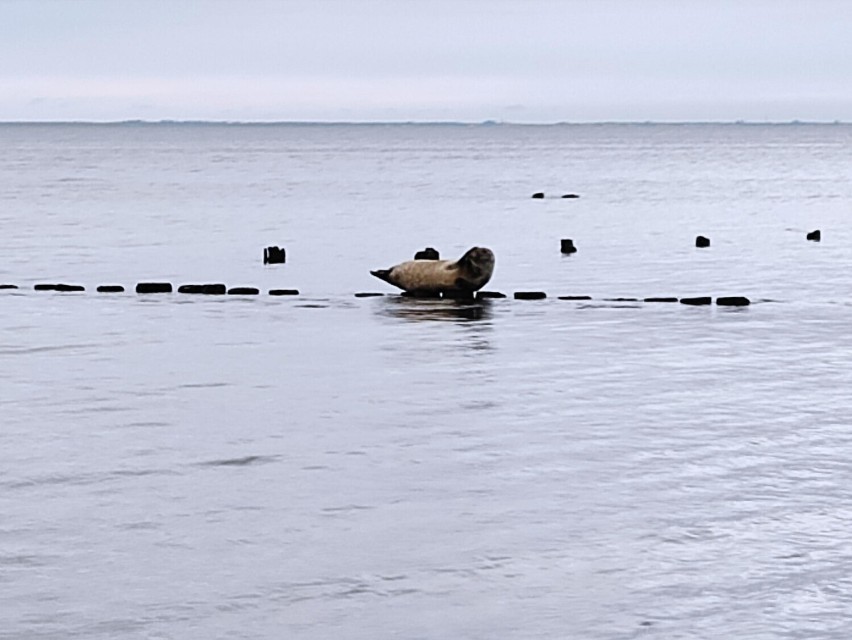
454,277,477,291
370,269,394,285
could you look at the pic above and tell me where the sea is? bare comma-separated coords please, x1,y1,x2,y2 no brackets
2,122,852,639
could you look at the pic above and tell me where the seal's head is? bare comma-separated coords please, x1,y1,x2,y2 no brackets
454,246,495,290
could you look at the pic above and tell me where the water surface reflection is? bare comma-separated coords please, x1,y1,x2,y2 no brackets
376,296,494,323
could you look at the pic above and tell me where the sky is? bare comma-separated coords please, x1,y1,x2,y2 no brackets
1,0,851,122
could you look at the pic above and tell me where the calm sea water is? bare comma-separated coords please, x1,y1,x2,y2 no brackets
2,123,852,639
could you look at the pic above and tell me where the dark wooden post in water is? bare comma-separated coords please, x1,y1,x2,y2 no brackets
680,296,712,306
807,230,821,242
695,235,710,248
34,283,85,292
178,284,227,295
560,239,577,254
414,247,440,260
717,296,751,306
136,282,173,294
264,246,286,264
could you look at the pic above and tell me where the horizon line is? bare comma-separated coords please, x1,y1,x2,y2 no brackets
0,118,849,126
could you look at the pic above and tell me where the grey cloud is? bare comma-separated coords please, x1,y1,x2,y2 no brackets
1,0,851,121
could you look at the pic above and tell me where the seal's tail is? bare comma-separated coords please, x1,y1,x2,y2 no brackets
370,269,393,284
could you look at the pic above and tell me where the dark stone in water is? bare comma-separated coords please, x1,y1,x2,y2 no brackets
136,282,172,294
476,291,507,299
644,297,678,303
680,296,712,306
560,238,577,254
97,285,125,293
717,296,751,306
269,289,300,296
354,292,384,298
531,192,545,199
414,247,440,260
514,291,547,300
442,290,475,300
263,246,286,264
177,284,201,294
807,229,821,242
401,290,442,298
558,295,592,300
561,193,580,199
227,287,260,295
0,284,18,290
695,235,710,248
34,283,85,292
201,284,226,295
178,284,227,295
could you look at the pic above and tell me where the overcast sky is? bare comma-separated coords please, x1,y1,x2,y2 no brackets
1,0,851,122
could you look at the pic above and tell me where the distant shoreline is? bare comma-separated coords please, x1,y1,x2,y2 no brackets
0,119,848,126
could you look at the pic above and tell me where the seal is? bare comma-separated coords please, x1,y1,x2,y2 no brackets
370,246,495,294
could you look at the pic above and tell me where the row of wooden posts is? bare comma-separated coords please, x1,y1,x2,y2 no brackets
561,231,821,254
0,283,750,306
531,192,823,246
264,232,822,263
0,283,299,295
0,240,758,305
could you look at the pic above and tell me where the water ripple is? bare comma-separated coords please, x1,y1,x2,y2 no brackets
195,455,280,467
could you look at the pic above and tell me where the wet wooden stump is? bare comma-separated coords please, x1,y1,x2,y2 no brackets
34,284,85,292
136,282,172,294
263,246,286,264
717,296,751,306
414,248,440,260
560,239,577,254
680,296,712,306
178,284,227,295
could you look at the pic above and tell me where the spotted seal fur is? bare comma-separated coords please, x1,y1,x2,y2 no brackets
370,247,495,294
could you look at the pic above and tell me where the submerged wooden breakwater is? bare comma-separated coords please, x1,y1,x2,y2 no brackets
0,282,301,296
0,282,751,306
